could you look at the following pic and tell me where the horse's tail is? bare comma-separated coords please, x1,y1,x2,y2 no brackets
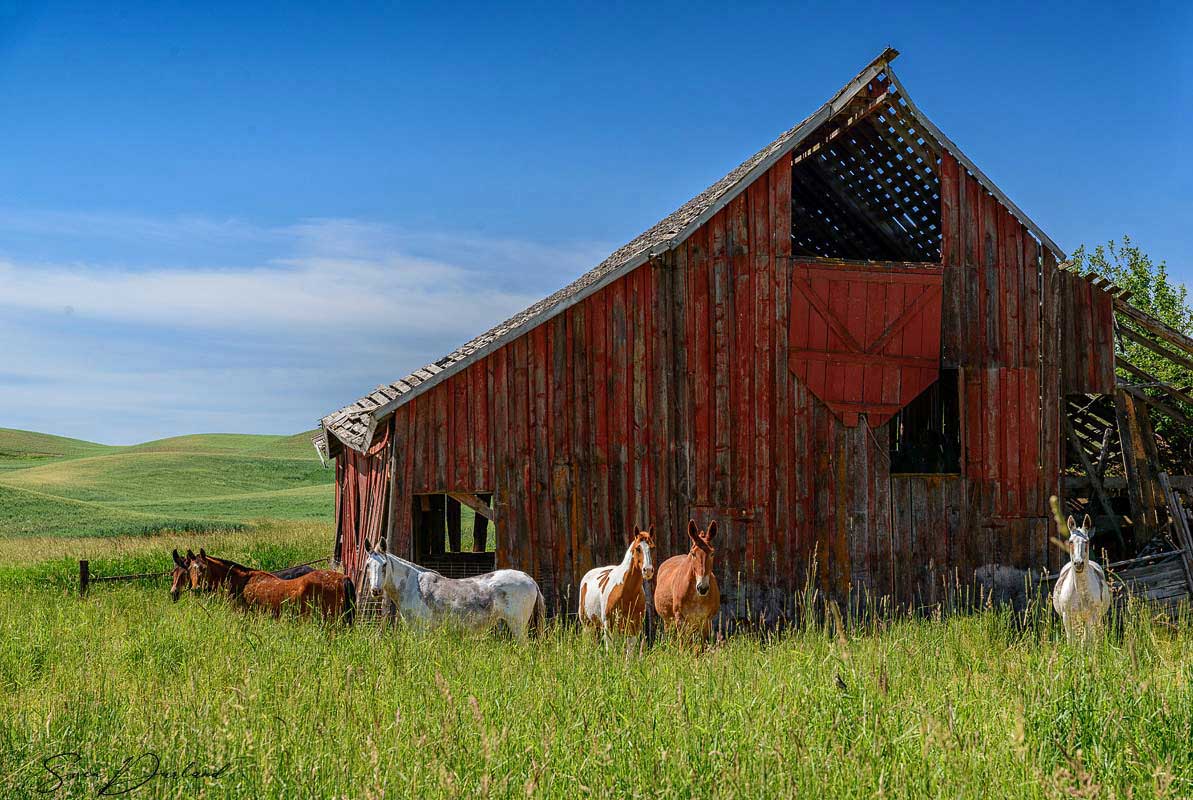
341,576,356,626
530,590,546,637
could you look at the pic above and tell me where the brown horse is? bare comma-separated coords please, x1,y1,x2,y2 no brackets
170,548,196,602
653,520,720,641
190,549,355,623
171,548,317,602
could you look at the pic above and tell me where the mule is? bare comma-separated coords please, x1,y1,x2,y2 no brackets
361,540,545,640
654,520,720,642
190,549,355,623
1050,500,1111,640
578,525,655,642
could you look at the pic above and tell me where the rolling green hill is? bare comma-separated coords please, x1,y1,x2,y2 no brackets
0,428,333,538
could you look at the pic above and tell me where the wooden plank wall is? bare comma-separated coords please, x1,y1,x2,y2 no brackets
1059,269,1117,395
334,424,391,586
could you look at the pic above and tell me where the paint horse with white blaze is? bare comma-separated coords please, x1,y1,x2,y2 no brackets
578,525,656,641
362,541,545,640
1050,496,1111,640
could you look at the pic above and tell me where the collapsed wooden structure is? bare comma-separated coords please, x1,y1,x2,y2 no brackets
318,49,1193,617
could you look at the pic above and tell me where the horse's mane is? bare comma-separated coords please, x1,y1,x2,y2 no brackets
204,554,259,573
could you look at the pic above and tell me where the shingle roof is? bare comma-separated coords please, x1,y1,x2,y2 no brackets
320,47,1060,454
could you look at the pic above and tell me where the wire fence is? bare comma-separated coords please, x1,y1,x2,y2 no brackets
78,557,331,597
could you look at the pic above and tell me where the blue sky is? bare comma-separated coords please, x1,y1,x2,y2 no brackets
1,1,1190,444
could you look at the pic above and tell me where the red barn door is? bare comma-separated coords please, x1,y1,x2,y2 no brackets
788,261,944,427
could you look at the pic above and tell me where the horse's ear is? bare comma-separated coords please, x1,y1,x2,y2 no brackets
1066,516,1076,534
172,549,184,567
687,520,699,543
1082,514,1093,530
706,520,718,542
199,548,207,559
187,549,197,560
647,524,655,541
377,537,386,553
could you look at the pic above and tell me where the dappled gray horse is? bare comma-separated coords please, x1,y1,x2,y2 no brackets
362,541,545,639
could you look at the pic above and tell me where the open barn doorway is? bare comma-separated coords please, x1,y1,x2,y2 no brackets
412,492,497,578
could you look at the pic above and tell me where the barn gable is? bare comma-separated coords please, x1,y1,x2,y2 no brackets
320,48,1059,456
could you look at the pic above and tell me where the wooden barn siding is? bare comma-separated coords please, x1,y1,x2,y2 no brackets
1058,269,1117,395
336,151,1090,610
938,152,1055,574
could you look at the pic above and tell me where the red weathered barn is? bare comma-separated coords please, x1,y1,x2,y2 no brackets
318,49,1148,617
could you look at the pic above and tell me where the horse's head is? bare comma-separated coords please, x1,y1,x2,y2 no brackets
1066,514,1094,573
686,519,717,596
364,540,390,598
188,548,217,591
629,525,656,580
170,549,192,602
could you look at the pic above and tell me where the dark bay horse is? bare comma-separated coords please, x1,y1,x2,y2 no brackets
190,549,355,623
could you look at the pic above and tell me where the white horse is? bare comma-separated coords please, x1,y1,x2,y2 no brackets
361,541,545,640
1050,500,1112,640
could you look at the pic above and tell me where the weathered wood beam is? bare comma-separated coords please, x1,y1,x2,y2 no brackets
1118,324,1193,375
1117,357,1193,415
1064,415,1125,547
1119,384,1193,428
448,491,497,522
1156,472,1193,595
1114,298,1193,361
1115,388,1166,541
446,496,462,553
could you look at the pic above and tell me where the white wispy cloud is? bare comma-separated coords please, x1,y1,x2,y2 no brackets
0,213,615,443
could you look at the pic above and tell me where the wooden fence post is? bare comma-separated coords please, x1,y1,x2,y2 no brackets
79,560,89,597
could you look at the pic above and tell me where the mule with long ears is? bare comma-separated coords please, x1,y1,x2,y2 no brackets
189,549,355,624
578,525,656,642
653,520,720,642
361,539,545,640
1049,497,1111,640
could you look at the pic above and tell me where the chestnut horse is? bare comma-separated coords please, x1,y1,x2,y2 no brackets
170,548,316,602
653,520,720,641
578,525,655,643
190,549,355,623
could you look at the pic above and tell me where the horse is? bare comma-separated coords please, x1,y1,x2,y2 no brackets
361,539,545,640
654,520,720,642
170,548,196,602
189,549,355,624
170,548,317,602
578,525,656,644
1049,498,1111,640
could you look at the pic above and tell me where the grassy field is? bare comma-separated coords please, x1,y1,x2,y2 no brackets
4,429,1189,797
1,534,1191,799
0,428,333,537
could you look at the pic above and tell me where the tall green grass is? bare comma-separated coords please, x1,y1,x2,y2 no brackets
1,559,1190,798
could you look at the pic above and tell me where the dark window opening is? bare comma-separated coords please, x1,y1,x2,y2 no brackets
789,84,943,264
412,492,496,578
889,369,961,474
